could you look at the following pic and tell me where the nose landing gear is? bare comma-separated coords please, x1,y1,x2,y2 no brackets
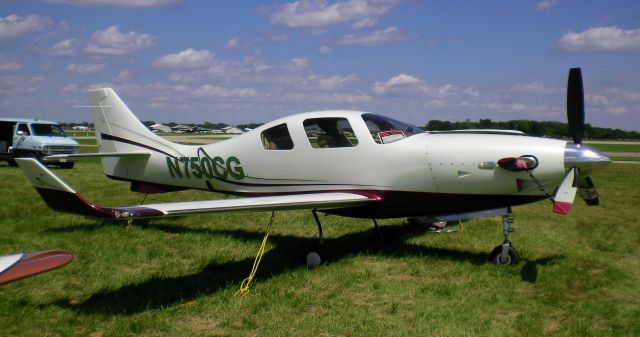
490,207,520,265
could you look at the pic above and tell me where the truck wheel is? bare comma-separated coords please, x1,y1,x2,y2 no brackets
60,162,74,169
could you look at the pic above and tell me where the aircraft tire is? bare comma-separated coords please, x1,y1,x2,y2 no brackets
490,245,520,265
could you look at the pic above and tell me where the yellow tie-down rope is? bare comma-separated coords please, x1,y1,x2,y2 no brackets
235,211,276,297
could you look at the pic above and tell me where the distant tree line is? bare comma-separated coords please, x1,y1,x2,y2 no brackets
59,119,639,140
424,119,640,140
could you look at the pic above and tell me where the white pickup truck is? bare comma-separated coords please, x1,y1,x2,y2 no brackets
0,118,80,168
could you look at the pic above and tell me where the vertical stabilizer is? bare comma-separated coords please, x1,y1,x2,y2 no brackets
88,88,182,156
88,88,187,179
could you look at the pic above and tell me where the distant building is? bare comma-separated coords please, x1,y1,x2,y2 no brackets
171,124,192,133
150,123,171,133
222,126,243,134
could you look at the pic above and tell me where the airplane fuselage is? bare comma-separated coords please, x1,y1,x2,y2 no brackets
96,110,575,218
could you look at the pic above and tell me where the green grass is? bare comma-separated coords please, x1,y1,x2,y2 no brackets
0,161,639,337
65,131,96,137
611,156,640,162
75,138,97,146
586,143,640,152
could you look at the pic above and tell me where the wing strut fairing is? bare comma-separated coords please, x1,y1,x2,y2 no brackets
16,158,379,219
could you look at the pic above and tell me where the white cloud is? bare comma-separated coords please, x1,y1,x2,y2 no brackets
373,73,428,95
270,0,398,29
154,48,217,69
0,14,52,39
535,0,559,12
558,26,640,52
45,0,183,8
85,25,156,56
606,106,627,116
335,26,406,46
283,91,372,104
510,81,560,94
464,86,480,98
67,63,106,74
268,33,290,42
192,85,257,98
304,74,358,90
352,18,376,29
318,45,332,54
0,55,22,72
224,37,240,50
40,38,79,56
287,57,309,70
61,83,79,93
116,69,131,81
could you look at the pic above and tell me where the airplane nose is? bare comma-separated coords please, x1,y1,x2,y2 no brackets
564,143,611,172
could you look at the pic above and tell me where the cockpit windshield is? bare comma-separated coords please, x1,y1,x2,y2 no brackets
362,113,423,144
31,124,67,137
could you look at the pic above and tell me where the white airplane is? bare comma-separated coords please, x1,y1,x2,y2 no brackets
15,68,610,267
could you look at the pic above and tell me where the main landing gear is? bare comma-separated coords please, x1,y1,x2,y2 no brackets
306,210,325,267
490,207,520,265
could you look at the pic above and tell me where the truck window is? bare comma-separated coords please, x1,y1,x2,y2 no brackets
16,124,30,136
261,123,294,150
304,118,358,149
31,124,66,137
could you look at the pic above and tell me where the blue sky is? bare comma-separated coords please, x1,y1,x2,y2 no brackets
1,0,639,130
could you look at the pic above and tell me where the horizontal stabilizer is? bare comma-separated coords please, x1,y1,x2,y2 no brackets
45,151,151,160
0,250,73,286
16,158,378,219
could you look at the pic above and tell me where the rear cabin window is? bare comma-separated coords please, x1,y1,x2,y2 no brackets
304,118,358,149
261,123,294,150
362,113,423,144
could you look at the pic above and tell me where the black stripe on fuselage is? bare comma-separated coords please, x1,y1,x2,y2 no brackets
100,133,175,157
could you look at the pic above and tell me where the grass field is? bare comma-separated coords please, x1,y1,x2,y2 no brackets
585,142,640,153
1,160,638,337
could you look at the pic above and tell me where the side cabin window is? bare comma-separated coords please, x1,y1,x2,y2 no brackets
16,123,30,136
261,123,294,150
362,113,422,144
304,117,358,149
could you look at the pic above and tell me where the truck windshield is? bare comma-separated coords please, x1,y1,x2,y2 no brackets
31,124,67,137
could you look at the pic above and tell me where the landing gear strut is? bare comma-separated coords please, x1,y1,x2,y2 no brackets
307,209,325,267
490,207,520,265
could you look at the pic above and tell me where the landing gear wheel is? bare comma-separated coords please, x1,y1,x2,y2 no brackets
490,245,520,265
305,244,325,268
59,162,74,169
8,160,17,167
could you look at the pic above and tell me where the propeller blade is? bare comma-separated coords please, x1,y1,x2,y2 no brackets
567,67,585,145
553,168,579,215
578,176,599,206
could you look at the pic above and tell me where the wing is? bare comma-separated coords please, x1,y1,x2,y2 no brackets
0,250,73,286
16,158,379,219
